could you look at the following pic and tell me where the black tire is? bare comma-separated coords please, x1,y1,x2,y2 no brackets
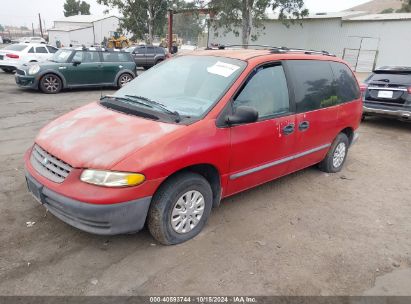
361,114,366,122
39,74,62,94
148,172,213,245
155,59,163,65
318,133,349,173
117,73,133,88
1,68,15,73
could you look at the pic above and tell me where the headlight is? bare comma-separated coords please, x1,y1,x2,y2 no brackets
28,64,40,75
80,169,145,187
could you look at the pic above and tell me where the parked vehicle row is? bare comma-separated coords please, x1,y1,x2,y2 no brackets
125,45,168,69
24,47,362,244
0,43,58,73
15,48,137,93
361,66,411,121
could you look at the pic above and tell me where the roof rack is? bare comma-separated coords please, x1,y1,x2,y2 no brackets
218,44,335,57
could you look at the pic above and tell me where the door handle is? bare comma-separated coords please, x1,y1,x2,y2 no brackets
299,121,310,131
282,123,295,135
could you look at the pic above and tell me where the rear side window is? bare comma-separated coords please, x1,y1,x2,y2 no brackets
35,46,48,53
47,46,58,53
330,62,360,103
28,47,35,53
234,65,290,118
135,47,145,54
102,52,132,62
287,60,337,112
156,47,165,54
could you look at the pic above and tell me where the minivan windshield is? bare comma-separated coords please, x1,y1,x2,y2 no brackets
113,55,246,118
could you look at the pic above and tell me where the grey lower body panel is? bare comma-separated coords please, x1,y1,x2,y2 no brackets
25,172,152,235
363,105,411,120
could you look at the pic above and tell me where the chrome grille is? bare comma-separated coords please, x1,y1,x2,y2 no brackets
30,144,72,183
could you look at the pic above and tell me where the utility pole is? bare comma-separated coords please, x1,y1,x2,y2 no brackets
38,13,43,38
32,23,35,36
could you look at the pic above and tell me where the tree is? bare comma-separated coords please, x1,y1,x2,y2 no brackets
380,8,394,14
0,24,4,32
169,0,205,43
397,0,411,12
207,0,308,45
64,0,91,17
97,0,169,42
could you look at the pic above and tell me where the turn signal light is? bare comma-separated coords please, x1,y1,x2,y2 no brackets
6,53,19,59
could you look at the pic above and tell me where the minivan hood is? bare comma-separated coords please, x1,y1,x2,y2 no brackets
35,102,183,169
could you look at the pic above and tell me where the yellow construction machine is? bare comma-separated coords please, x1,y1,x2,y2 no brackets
106,32,131,49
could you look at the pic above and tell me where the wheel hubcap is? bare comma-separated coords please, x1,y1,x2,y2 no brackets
120,75,131,86
333,142,346,168
44,76,59,92
171,190,205,234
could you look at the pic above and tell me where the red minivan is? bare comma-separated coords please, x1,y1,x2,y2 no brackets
24,47,362,244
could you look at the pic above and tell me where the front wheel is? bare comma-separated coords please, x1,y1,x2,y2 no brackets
318,133,349,173
148,172,213,245
39,74,62,94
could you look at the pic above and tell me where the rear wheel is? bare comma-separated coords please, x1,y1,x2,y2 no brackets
318,133,349,173
117,73,133,88
155,59,163,65
40,74,62,94
148,172,213,245
1,68,15,73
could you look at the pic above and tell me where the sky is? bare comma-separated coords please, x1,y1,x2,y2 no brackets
0,0,372,28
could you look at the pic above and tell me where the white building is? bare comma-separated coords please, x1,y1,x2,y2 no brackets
210,12,411,72
48,15,120,47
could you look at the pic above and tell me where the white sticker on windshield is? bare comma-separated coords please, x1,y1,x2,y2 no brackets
207,61,240,77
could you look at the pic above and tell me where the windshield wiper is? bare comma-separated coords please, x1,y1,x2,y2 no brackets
100,95,154,109
124,95,181,122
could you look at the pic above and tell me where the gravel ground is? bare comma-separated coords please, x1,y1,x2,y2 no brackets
0,69,410,296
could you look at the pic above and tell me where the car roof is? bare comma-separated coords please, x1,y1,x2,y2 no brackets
186,48,345,64
15,43,50,46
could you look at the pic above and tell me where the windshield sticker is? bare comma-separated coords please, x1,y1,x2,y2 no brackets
207,61,240,77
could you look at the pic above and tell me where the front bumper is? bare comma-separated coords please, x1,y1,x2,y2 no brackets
25,172,152,235
15,74,38,89
363,104,411,120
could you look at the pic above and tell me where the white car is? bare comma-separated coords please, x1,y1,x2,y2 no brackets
19,36,47,44
0,43,58,73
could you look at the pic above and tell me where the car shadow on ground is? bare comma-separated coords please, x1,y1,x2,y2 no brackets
362,116,411,132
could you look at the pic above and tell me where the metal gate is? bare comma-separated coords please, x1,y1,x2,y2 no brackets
343,37,379,73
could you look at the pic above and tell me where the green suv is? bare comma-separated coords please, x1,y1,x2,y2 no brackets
15,48,137,94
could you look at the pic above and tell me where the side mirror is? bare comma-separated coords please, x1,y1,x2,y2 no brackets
226,106,258,125
72,60,81,66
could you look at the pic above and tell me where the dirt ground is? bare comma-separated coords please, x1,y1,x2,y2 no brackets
0,69,410,296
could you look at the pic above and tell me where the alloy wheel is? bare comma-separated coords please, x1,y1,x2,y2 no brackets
119,74,132,87
43,76,60,93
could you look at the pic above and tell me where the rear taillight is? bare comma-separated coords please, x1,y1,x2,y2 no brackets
6,53,19,59
408,87,411,94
